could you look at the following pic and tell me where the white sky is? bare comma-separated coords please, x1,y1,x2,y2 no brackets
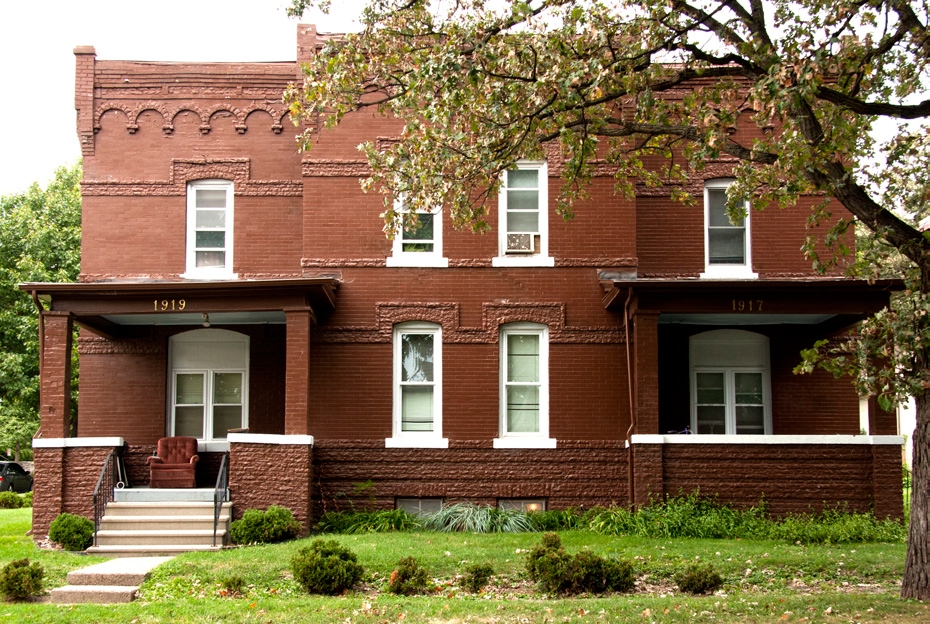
0,0,363,196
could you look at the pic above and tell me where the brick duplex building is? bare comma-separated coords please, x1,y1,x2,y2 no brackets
23,25,903,538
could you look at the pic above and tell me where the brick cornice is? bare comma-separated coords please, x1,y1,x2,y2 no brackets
94,101,289,136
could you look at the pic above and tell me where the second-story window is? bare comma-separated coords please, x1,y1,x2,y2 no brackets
701,179,756,279
493,161,554,267
185,180,235,279
386,199,448,268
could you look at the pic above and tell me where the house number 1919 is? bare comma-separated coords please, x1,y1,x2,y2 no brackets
732,299,763,312
154,299,186,311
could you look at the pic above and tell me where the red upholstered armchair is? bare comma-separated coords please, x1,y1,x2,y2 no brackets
148,437,199,488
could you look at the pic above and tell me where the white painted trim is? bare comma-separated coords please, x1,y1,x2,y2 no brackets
33,437,124,448
630,434,905,445
393,322,443,440
198,441,231,452
702,178,755,279
228,433,315,446
493,437,557,449
385,437,449,449
496,160,552,264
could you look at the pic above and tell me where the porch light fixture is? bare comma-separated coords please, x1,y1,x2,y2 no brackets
202,313,211,328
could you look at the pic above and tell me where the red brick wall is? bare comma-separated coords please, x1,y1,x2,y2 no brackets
230,441,313,531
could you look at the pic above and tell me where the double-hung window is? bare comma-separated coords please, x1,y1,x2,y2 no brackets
494,323,555,448
184,180,235,279
701,179,756,279
387,322,447,448
690,329,771,435
493,161,554,267
386,199,448,268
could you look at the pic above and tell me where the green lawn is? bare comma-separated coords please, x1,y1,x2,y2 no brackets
1,509,927,623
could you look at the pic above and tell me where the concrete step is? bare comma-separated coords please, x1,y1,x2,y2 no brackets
103,502,231,517
50,584,138,604
66,556,172,586
99,515,229,531
85,544,223,556
95,529,227,547
115,488,219,503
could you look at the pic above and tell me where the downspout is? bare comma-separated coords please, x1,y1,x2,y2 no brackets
30,290,45,439
623,288,636,509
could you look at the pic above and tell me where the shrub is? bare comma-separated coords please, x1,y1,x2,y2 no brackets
420,503,534,533
230,505,301,545
0,558,44,601
316,509,420,534
460,562,494,593
387,556,430,595
675,562,724,594
291,539,364,595
19,492,32,508
48,513,94,551
219,575,246,597
525,532,634,595
0,492,22,509
526,508,588,531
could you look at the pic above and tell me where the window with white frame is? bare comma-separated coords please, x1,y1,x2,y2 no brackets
493,161,554,267
185,180,235,278
701,179,756,279
494,323,555,448
690,329,771,435
396,498,444,515
169,329,249,442
387,322,447,448
386,198,447,268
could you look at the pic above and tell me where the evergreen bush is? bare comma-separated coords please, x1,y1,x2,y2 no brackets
0,558,43,601
675,562,724,594
525,532,635,595
460,562,494,593
19,492,32,508
386,556,430,595
48,513,94,551
230,505,301,545
0,492,22,509
290,539,364,595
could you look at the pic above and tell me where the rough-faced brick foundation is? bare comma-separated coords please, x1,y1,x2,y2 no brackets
229,438,313,532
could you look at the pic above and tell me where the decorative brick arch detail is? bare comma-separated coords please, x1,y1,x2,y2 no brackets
94,104,133,132
94,101,288,136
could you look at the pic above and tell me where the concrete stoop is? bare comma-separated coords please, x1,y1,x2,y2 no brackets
49,556,173,604
85,501,232,557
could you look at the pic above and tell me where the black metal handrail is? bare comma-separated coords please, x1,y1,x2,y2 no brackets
92,449,117,547
213,451,230,547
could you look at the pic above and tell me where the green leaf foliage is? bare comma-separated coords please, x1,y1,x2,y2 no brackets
290,539,364,595
0,162,81,452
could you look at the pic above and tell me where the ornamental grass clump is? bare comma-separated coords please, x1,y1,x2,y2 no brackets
290,539,364,595
48,513,94,551
316,509,420,534
525,532,634,595
387,556,430,595
230,505,301,545
0,558,44,601
420,502,534,533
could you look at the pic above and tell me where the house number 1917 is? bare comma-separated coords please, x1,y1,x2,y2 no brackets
154,299,186,311
732,299,762,312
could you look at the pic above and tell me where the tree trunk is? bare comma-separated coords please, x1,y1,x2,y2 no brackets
902,387,930,598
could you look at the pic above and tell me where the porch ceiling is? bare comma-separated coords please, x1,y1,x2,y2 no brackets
19,277,339,339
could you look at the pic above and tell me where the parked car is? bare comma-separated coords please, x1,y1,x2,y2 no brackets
0,462,33,493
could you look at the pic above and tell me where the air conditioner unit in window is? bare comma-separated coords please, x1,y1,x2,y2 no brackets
506,233,535,253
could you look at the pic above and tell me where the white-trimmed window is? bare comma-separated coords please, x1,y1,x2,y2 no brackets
499,498,547,512
169,329,249,443
701,179,756,279
184,180,236,279
386,199,447,268
387,322,447,448
690,329,771,434
494,323,555,448
493,161,554,267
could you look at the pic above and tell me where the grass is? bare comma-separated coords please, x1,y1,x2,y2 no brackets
0,510,927,622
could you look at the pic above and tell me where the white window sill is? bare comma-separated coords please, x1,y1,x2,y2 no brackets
181,271,239,281
700,267,758,280
492,256,555,268
386,256,449,268
385,437,449,449
493,437,557,449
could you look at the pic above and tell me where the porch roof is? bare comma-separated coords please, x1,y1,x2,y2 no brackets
20,277,339,339
603,277,901,332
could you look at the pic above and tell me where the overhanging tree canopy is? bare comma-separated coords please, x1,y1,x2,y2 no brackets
285,0,930,598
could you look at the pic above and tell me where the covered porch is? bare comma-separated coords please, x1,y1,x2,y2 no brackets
606,278,906,518
22,278,337,539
